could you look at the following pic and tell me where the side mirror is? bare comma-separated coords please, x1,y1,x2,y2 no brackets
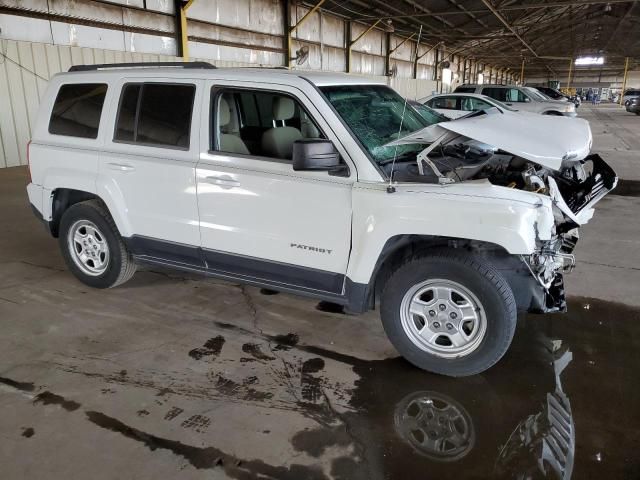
292,139,342,172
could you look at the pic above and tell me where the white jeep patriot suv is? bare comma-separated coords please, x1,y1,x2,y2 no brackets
26,62,617,376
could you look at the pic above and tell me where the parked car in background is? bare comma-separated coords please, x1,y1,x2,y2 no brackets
419,93,518,119
625,96,640,115
622,88,640,105
531,86,581,109
454,84,577,117
407,100,449,124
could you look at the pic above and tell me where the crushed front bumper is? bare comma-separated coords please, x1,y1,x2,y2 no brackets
543,274,567,313
516,273,567,314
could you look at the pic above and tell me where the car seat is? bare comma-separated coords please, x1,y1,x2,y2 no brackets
261,97,302,159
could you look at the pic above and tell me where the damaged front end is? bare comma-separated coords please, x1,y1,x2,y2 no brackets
520,233,577,313
385,109,618,313
520,153,617,312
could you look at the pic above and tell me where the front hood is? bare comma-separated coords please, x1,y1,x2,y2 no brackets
388,109,592,171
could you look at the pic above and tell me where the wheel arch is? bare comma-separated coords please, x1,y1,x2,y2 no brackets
354,234,526,312
48,188,130,239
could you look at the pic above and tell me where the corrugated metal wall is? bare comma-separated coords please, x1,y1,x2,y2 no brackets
0,0,520,168
0,38,437,168
0,39,253,168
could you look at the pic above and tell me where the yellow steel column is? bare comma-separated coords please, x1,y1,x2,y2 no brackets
180,0,195,61
620,57,630,105
566,57,573,89
520,58,525,85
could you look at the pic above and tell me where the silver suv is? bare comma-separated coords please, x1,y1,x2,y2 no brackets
455,84,577,117
623,89,640,106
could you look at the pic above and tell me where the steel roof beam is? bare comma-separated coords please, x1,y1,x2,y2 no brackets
604,1,637,52
353,0,635,21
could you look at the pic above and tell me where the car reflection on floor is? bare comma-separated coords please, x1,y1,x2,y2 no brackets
348,328,575,480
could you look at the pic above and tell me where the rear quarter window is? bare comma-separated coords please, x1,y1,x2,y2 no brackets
48,83,108,139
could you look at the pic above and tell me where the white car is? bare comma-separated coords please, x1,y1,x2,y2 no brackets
26,63,616,377
454,84,577,117
419,93,519,119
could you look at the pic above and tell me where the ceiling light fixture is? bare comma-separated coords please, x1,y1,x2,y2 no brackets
575,56,605,65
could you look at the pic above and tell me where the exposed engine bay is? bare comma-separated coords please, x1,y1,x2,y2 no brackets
384,141,616,227
384,110,618,312
385,141,559,188
384,109,617,228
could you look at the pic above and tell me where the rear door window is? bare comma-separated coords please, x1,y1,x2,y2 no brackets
505,89,528,102
49,83,108,138
114,83,196,149
114,84,140,142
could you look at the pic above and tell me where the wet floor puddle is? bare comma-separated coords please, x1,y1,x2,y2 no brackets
3,298,639,479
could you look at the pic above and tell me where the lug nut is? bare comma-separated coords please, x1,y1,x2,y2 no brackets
449,312,458,319
428,310,436,316
439,304,446,311
433,322,441,329
446,323,453,330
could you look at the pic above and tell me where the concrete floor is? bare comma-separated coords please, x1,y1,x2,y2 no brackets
0,104,639,479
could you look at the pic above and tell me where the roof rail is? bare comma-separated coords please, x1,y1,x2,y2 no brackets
68,61,216,72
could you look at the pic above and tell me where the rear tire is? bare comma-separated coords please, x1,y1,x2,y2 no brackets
380,250,517,377
58,200,136,288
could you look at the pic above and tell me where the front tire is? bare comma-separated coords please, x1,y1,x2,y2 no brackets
59,200,136,288
380,251,517,377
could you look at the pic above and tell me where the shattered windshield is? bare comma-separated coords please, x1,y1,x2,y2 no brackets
320,85,431,164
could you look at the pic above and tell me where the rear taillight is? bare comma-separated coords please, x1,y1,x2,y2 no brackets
27,140,32,183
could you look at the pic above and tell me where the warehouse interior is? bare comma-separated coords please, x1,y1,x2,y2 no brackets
1,1,639,479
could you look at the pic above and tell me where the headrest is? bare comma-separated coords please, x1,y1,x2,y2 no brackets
219,97,231,126
273,97,295,121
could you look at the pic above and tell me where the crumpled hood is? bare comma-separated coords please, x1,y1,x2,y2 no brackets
388,109,593,171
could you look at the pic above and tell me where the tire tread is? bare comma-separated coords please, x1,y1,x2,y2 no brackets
60,199,136,288
381,249,517,376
